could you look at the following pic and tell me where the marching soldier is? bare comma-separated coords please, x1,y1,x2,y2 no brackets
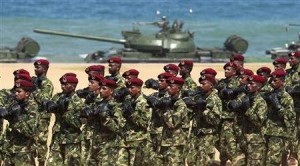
163,64,180,76
106,56,126,88
273,57,288,71
0,80,39,165
178,60,197,91
256,66,272,95
230,53,245,75
264,69,295,165
46,73,85,165
85,64,105,76
122,69,139,83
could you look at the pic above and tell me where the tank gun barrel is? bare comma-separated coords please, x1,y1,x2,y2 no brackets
34,29,126,44
289,24,300,27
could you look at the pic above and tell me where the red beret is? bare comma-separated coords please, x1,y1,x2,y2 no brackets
85,65,105,74
107,56,122,64
88,74,104,82
271,69,286,78
273,57,288,65
14,74,32,82
167,76,185,85
248,75,266,84
239,68,254,76
126,78,144,87
122,69,139,77
164,64,180,72
60,73,78,84
230,54,245,62
198,75,216,85
15,80,33,89
158,72,174,80
34,59,49,67
288,51,300,58
178,60,193,68
256,67,271,75
13,69,30,76
101,78,116,88
223,62,238,70
200,68,217,76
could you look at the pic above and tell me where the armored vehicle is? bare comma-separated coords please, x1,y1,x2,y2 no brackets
0,37,40,62
266,24,300,59
34,17,248,63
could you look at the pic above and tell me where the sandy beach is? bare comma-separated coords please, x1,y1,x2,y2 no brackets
0,62,274,94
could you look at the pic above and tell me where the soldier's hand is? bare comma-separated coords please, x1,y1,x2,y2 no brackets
144,78,159,90
57,97,70,112
85,92,97,104
222,88,234,100
147,96,160,110
196,97,206,111
46,101,59,113
228,100,241,110
0,108,8,118
76,88,90,98
183,97,196,109
82,107,94,117
182,90,196,98
98,102,113,118
160,97,173,110
113,87,129,102
122,101,134,117
269,93,282,111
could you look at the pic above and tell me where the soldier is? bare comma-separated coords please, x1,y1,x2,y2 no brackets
82,78,125,165
163,63,180,76
31,59,54,164
285,51,300,162
256,66,272,94
273,57,288,71
0,80,39,165
188,75,222,165
159,76,188,165
200,68,218,85
46,73,85,165
106,56,125,88
230,53,245,75
116,77,153,165
264,69,295,165
85,64,105,76
178,60,197,91
122,69,139,83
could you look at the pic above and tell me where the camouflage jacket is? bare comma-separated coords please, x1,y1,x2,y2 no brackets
260,81,273,95
32,76,54,104
193,89,222,135
161,98,188,146
106,73,125,88
123,93,151,143
0,88,15,107
4,98,39,153
52,93,84,144
182,76,197,91
264,89,295,138
243,94,267,136
285,64,300,87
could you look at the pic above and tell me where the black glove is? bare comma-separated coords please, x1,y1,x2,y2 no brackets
0,108,8,118
145,78,159,90
181,90,196,98
183,97,196,109
122,100,134,118
46,101,59,113
57,97,70,112
221,88,234,100
76,88,90,98
285,86,293,95
269,93,282,111
196,97,206,111
98,101,113,118
228,100,242,110
32,76,44,89
113,87,129,102
160,97,173,110
85,92,97,104
147,96,160,110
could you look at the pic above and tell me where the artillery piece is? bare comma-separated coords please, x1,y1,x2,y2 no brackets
34,18,248,63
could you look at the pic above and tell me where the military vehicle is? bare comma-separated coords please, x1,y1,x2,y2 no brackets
0,37,40,62
266,24,300,59
34,17,248,63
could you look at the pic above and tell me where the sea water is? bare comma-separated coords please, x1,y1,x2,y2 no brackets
0,0,300,62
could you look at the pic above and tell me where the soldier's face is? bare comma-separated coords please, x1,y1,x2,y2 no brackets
128,86,141,97
167,84,180,96
61,83,76,93
239,75,249,85
34,65,46,76
289,56,299,67
274,64,286,71
199,80,212,93
166,70,178,76
225,67,236,78
88,80,101,92
247,81,259,93
270,77,284,89
88,70,104,76
108,63,120,74
15,88,30,101
100,86,113,98
158,78,168,90
124,75,137,83
179,66,188,76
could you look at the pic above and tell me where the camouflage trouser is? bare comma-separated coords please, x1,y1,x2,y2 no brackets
160,145,185,166
47,142,82,166
186,134,216,165
150,132,162,153
2,151,36,166
265,136,287,165
219,120,238,163
245,138,266,166
87,141,117,165
36,130,49,164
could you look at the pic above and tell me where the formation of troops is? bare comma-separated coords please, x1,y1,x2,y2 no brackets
0,51,299,166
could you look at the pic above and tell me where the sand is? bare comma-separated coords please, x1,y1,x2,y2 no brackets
0,62,274,94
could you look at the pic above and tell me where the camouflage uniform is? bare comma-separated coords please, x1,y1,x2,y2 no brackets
106,73,125,88
32,76,54,164
264,89,295,165
188,89,222,165
47,93,84,165
182,76,197,91
87,99,126,165
242,94,267,165
217,76,239,163
1,99,39,165
117,93,153,166
160,98,188,165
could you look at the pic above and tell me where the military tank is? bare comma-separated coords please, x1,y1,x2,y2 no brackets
34,17,248,63
0,37,40,62
266,24,300,60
